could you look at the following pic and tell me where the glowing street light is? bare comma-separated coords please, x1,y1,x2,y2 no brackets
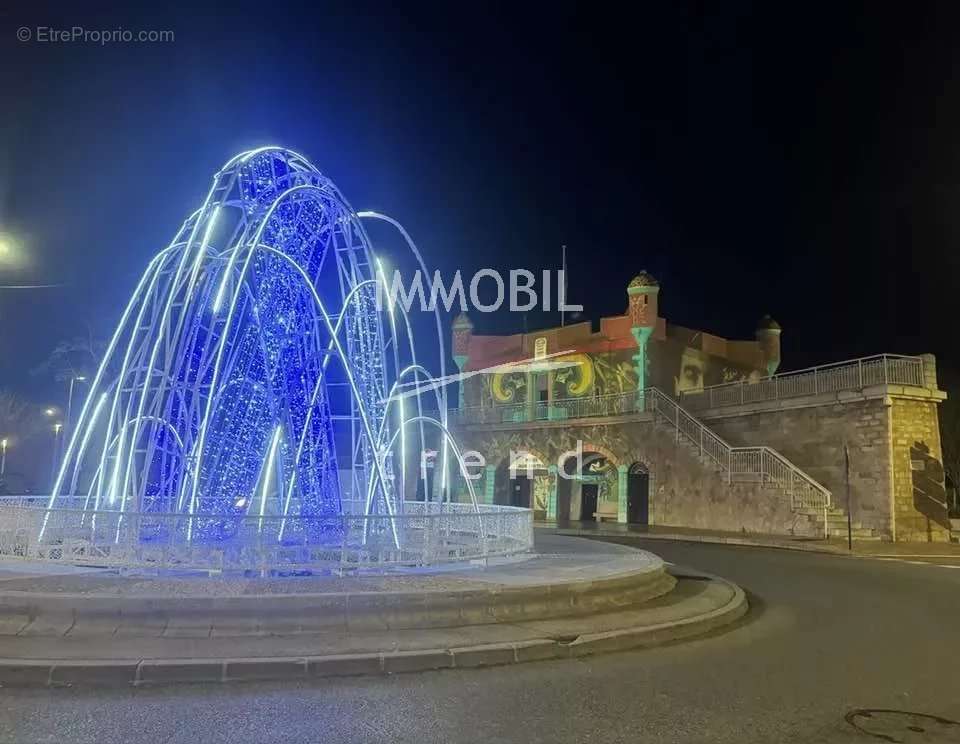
0,232,31,271
0,234,16,263
45,407,56,417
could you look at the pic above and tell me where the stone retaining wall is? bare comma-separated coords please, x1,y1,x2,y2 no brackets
700,390,950,542
455,418,819,538
455,368,951,541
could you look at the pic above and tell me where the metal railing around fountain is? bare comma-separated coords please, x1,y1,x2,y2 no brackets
0,502,534,572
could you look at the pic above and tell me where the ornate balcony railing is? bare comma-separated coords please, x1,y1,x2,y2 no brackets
451,390,641,426
677,354,925,411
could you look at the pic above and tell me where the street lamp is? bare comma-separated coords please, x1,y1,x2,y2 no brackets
50,424,63,491
66,375,87,436
44,407,56,417
0,438,7,477
0,233,28,270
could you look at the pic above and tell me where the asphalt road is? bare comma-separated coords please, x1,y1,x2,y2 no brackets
2,537,959,744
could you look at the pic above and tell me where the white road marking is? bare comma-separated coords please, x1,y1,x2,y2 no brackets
856,555,960,569
869,554,960,559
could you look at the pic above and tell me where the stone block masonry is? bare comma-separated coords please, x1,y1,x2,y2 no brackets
454,378,950,541
701,390,949,542
455,416,820,538
890,397,949,541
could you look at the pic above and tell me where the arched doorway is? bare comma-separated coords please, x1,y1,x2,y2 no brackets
627,462,650,525
557,457,575,523
495,451,550,518
558,449,619,523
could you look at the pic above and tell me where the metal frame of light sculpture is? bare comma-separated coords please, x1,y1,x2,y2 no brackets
41,147,479,551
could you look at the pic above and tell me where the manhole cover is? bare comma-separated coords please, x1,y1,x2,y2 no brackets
846,709,960,742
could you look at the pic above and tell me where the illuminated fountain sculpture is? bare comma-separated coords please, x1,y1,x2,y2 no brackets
27,147,532,571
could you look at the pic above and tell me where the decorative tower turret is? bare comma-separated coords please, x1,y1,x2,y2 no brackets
452,312,474,409
627,272,660,406
756,314,781,377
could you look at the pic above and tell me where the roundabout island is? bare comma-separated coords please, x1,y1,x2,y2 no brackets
0,148,746,688
0,532,746,687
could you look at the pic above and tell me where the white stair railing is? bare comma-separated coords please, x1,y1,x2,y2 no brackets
645,389,831,514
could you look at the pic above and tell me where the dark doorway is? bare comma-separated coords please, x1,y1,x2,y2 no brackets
580,483,599,521
627,465,649,525
557,454,579,524
510,475,531,508
557,477,571,522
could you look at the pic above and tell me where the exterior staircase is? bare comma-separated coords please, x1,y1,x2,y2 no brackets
797,507,882,540
644,388,881,539
454,386,882,540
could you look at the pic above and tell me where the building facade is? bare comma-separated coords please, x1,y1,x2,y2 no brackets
449,273,951,543
452,272,782,415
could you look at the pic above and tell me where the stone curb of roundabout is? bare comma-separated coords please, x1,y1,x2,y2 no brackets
0,547,748,688
0,564,677,636
0,577,747,688
551,526,851,555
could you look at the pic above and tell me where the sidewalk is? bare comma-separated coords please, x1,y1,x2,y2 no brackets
539,522,960,560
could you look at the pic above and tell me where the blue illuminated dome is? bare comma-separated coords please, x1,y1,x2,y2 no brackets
41,147,478,554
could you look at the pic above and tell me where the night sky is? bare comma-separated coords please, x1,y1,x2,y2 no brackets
3,2,960,402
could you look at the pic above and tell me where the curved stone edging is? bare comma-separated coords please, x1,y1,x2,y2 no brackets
0,575,748,688
0,555,675,637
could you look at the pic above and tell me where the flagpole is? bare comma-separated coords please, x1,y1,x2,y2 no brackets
560,244,567,327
